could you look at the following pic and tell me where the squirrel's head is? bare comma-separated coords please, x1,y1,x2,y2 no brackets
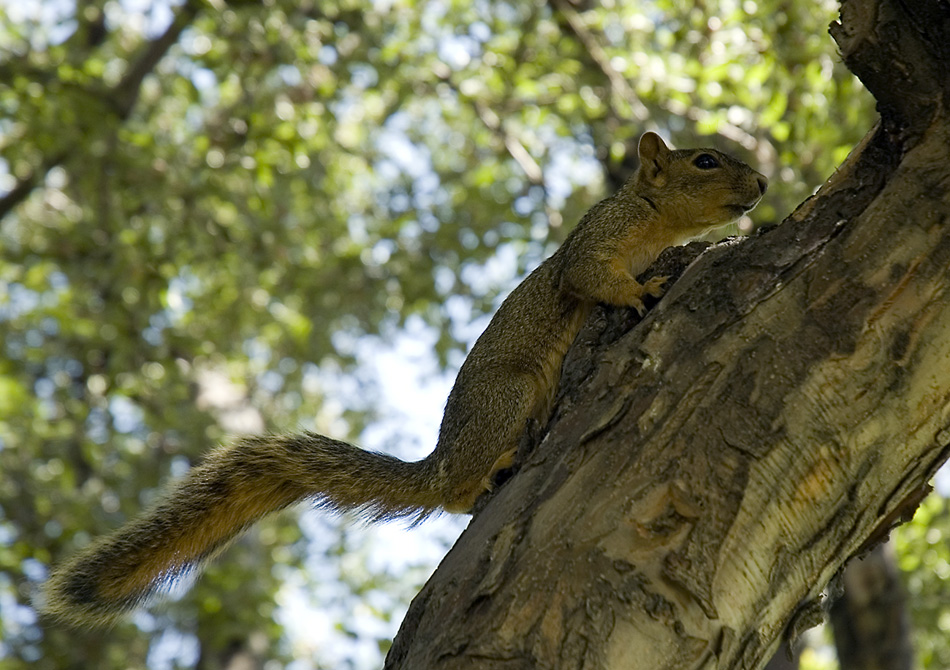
633,131,768,237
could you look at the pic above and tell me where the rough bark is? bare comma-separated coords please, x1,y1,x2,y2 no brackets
386,1,950,668
830,542,915,670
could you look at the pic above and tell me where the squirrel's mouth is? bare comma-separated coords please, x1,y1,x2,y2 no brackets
729,200,762,216
727,204,753,217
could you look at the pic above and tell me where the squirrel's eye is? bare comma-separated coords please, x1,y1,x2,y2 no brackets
694,154,719,169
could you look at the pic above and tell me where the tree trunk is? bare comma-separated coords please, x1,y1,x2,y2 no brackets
762,643,798,670
830,542,915,670
385,1,950,668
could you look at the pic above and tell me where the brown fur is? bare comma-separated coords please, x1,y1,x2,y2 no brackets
41,133,767,626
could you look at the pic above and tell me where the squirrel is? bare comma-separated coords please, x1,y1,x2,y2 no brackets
41,132,767,627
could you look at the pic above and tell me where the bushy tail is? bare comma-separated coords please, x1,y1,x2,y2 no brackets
41,432,440,627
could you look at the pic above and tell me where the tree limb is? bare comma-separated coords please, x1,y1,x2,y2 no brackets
549,0,772,159
0,0,202,221
385,1,950,667
110,0,203,118
0,152,66,221
548,0,649,122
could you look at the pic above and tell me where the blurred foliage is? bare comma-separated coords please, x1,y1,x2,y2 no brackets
896,494,950,670
0,0,887,668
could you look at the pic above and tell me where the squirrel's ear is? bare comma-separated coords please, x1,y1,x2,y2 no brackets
638,132,669,181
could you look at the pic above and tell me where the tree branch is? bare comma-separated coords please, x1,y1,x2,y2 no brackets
472,101,544,186
111,0,203,118
549,0,649,122
385,1,950,667
830,0,948,139
471,100,565,227
549,0,775,158
0,152,66,221
0,0,202,221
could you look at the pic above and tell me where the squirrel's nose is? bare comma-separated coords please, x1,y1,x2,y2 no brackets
756,176,768,195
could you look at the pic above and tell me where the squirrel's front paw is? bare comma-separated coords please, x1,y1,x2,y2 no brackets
643,275,668,298
629,276,668,315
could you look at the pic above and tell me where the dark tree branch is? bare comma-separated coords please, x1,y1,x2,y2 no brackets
548,0,773,159
0,0,202,221
111,0,203,118
0,151,67,221
830,0,949,139
830,543,915,670
548,0,649,122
